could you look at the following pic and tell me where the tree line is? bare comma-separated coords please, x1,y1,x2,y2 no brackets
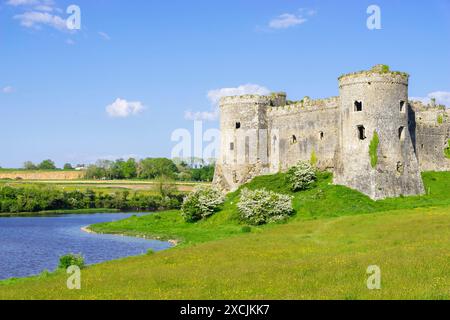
0,185,183,214
19,158,215,182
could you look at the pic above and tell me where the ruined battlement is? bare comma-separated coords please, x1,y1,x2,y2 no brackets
214,65,450,200
267,96,339,116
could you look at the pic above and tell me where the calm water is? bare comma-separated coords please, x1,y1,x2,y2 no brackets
0,213,171,280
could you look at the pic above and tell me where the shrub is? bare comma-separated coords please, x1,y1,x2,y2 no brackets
58,253,85,270
237,188,294,225
369,131,380,168
286,161,317,192
437,114,444,125
181,186,224,222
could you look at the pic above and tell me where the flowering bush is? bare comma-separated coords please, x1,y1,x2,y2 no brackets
237,188,294,225
286,161,317,191
181,186,225,222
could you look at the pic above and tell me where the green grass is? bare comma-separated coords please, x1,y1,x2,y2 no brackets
1,171,450,299
0,206,449,299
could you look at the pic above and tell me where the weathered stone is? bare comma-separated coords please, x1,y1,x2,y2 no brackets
213,66,450,200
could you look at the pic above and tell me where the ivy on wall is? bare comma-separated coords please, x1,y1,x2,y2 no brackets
369,131,380,168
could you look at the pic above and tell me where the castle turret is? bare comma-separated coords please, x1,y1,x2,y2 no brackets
213,94,285,191
334,65,425,199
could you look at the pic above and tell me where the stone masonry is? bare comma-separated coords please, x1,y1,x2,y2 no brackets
213,65,450,200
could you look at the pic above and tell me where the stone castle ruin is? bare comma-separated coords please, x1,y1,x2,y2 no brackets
213,65,450,200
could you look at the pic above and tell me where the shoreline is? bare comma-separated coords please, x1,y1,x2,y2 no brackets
80,225,180,246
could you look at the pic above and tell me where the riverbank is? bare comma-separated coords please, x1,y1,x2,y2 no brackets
0,208,120,217
80,225,180,246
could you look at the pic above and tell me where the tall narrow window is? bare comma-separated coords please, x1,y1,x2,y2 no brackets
357,125,366,140
319,131,324,140
354,101,363,112
235,122,241,129
292,135,297,144
400,101,406,113
399,127,405,141
230,142,234,151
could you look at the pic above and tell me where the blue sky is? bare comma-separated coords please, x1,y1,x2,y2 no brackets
0,0,449,168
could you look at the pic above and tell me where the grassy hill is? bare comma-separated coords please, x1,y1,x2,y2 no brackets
1,171,449,299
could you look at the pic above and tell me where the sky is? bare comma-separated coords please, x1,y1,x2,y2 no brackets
0,0,449,168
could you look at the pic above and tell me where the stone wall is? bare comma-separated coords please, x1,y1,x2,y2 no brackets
213,65,446,200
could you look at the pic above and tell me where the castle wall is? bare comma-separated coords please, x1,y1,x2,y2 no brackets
412,103,450,171
267,97,339,172
213,66,446,200
334,70,424,199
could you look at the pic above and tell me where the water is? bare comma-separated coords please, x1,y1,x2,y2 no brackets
0,213,172,280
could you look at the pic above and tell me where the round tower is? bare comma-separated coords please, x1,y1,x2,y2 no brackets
213,94,279,191
334,65,424,199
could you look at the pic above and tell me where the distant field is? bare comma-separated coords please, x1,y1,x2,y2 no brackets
0,179,208,193
0,170,83,180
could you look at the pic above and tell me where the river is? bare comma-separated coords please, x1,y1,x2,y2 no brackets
0,213,171,280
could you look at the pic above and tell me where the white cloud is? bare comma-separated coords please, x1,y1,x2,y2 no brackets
106,98,146,118
2,86,14,94
98,31,111,41
411,91,450,107
185,84,271,121
14,11,67,30
8,0,71,32
269,13,307,29
6,0,39,6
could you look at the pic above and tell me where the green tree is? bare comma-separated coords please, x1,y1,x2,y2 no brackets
138,158,178,179
63,163,74,170
23,161,37,170
38,159,57,170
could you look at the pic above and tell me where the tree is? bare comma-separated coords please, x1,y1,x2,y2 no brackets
137,158,178,179
121,158,138,179
63,163,74,170
23,161,37,170
38,159,57,170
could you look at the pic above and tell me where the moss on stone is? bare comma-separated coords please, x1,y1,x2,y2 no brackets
445,140,450,159
369,131,380,168
310,150,318,166
437,114,444,125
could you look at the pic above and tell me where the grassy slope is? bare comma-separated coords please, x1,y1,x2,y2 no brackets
1,172,450,299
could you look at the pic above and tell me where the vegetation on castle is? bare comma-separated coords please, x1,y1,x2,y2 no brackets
310,150,318,166
369,131,380,168
437,114,444,125
445,140,450,159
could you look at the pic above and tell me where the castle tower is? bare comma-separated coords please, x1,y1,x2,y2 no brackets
213,93,286,191
334,65,425,199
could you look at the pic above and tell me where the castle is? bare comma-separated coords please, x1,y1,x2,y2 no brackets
213,65,450,200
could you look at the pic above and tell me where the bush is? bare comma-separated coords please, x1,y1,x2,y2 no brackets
181,186,224,222
58,253,85,270
286,161,317,192
237,188,294,225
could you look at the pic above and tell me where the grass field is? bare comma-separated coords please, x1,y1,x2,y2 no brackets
0,172,449,299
